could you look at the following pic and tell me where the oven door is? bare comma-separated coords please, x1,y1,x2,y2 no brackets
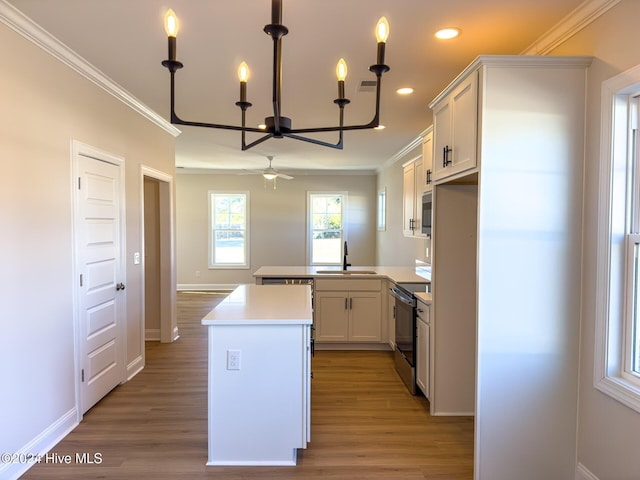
390,286,417,394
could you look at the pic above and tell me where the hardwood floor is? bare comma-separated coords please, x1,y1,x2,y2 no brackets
21,292,473,479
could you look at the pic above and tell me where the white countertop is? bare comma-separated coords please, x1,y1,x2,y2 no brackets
201,284,313,326
415,292,432,305
253,265,430,285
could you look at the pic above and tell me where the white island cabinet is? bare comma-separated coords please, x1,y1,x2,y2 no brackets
201,284,313,466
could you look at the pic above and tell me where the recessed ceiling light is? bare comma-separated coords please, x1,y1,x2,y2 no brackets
435,27,461,40
374,125,386,130
396,87,414,95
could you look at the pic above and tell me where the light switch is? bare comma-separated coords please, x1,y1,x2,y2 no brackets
133,252,141,265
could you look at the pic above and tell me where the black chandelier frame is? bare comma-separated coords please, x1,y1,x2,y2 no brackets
161,0,390,150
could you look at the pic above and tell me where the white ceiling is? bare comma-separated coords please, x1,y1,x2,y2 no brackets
7,0,585,174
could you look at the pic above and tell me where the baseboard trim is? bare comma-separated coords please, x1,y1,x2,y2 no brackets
145,329,161,341
315,343,392,351
431,410,475,417
177,283,238,292
126,355,144,381
0,407,78,480
576,463,601,480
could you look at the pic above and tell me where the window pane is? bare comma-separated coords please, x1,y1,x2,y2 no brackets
312,236,341,264
214,231,245,264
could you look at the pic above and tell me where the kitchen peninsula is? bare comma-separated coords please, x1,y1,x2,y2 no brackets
201,284,313,466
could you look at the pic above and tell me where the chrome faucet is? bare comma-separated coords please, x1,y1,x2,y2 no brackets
343,241,351,270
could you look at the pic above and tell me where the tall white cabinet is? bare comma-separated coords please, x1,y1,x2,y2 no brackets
428,55,592,480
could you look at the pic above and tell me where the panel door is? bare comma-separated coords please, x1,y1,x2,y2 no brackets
76,154,125,413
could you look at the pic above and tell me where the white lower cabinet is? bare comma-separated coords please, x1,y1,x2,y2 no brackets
315,278,382,343
416,298,430,399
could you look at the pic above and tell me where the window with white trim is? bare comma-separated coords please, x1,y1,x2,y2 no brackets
307,192,345,265
208,191,249,268
595,67,640,413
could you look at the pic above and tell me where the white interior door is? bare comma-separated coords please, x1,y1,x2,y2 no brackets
75,150,125,414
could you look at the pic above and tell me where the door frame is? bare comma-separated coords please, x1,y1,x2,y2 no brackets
71,140,127,420
140,165,177,348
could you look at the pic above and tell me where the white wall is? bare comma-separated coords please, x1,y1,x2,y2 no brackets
0,17,176,478
176,172,377,286
547,1,640,478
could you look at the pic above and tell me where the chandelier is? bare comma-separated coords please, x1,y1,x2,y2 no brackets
161,0,390,150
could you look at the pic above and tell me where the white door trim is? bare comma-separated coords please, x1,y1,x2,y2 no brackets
140,165,178,345
71,139,126,419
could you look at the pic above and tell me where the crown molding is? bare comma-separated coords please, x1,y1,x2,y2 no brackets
521,0,622,55
0,0,180,137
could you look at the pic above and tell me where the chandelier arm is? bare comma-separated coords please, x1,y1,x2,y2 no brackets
241,132,275,151
288,70,386,134
283,106,345,149
283,133,344,150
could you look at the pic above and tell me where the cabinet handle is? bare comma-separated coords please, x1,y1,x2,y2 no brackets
409,218,414,231
345,298,348,310
443,145,452,167
349,298,353,310
426,169,431,184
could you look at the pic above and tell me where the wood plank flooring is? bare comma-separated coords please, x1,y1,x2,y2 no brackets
21,291,473,479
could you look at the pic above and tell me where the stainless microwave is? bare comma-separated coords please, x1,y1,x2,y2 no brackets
421,192,432,236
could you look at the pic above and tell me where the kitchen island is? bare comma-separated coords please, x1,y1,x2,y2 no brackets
201,284,313,466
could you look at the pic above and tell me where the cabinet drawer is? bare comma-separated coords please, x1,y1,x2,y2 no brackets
314,278,382,292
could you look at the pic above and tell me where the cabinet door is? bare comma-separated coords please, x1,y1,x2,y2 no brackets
450,72,478,176
315,292,349,342
402,163,416,236
348,292,382,341
432,98,452,181
432,71,478,182
416,317,427,395
421,130,433,191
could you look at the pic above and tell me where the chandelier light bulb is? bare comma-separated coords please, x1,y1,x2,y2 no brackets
376,17,390,43
238,62,249,83
336,58,348,82
164,9,179,37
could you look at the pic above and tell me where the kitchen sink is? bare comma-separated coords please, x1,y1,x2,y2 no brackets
315,270,378,275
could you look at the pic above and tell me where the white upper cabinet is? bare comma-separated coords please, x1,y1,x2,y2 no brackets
431,69,478,182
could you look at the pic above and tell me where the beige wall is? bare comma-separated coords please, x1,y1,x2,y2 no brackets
176,172,377,286
0,18,176,469
548,1,640,478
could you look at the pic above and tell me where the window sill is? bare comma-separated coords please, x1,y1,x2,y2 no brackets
595,375,640,414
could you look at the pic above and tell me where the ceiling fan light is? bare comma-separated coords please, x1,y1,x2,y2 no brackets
263,172,278,180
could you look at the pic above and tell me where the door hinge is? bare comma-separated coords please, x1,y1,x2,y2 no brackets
79,274,83,287
81,369,85,382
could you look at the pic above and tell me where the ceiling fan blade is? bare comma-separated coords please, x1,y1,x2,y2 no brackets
276,173,294,180
238,169,264,175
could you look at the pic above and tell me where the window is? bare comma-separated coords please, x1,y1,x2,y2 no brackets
209,192,249,268
595,66,640,413
377,189,386,231
308,192,345,265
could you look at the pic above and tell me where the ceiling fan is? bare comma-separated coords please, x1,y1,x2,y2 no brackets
241,156,294,189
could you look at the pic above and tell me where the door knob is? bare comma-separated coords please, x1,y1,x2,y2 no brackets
116,282,126,291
